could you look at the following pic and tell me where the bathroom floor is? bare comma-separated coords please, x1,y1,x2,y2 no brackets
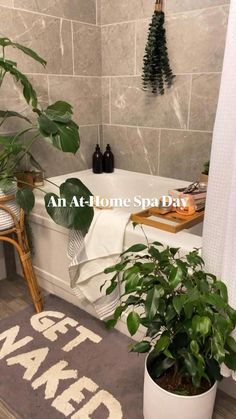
0,277,236,419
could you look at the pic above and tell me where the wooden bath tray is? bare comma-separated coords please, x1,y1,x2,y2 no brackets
131,207,204,233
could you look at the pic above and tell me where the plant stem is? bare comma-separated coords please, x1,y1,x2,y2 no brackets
45,178,59,189
9,132,40,172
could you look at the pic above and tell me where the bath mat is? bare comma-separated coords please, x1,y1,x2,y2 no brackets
0,295,144,419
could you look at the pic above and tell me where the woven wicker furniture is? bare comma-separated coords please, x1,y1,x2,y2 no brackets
0,193,43,313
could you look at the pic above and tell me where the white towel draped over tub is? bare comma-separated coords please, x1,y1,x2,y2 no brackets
68,209,130,320
203,0,236,380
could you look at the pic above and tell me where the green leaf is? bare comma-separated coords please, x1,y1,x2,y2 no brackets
141,262,155,274
152,241,164,247
215,281,228,303
147,320,162,337
145,285,164,320
148,246,160,260
0,58,38,107
184,302,194,319
173,295,186,315
184,353,198,377
113,306,124,321
45,101,73,123
106,281,118,295
226,336,236,353
130,341,151,353
44,183,94,233
106,318,117,329
169,266,183,289
165,305,177,323
205,294,226,309
38,109,80,154
16,187,35,214
127,312,140,336
153,358,176,378
206,359,222,382
122,243,147,255
0,178,14,192
212,337,225,363
38,114,58,135
155,335,170,354
190,340,199,355
104,262,127,274
0,38,46,67
224,353,236,371
192,315,212,337
122,265,140,293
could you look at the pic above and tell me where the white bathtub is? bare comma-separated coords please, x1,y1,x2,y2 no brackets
20,169,202,336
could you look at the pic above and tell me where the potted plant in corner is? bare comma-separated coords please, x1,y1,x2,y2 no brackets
0,37,94,234
103,240,236,419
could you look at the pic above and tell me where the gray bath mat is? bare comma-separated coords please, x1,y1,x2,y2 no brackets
0,295,144,419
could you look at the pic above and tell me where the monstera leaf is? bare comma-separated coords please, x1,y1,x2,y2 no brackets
0,58,38,107
45,178,94,233
38,102,80,154
0,38,46,67
16,187,35,214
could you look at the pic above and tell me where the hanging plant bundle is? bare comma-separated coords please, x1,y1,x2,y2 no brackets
142,0,175,94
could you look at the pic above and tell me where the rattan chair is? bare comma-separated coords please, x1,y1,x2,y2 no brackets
0,193,43,313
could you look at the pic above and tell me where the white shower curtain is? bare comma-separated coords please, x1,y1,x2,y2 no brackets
203,0,236,379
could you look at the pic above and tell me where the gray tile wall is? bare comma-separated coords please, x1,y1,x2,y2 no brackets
100,0,229,181
0,1,229,181
0,0,101,177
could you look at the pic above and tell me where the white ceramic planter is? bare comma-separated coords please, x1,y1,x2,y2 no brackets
143,357,217,419
0,185,20,231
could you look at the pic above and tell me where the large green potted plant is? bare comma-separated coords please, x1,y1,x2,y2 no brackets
0,37,93,233
103,240,236,419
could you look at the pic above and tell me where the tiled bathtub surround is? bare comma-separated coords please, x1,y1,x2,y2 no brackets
101,0,229,181
0,0,101,176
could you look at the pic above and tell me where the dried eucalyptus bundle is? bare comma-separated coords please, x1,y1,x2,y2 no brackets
142,1,175,95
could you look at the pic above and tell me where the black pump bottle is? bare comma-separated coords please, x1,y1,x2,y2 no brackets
92,144,103,174
103,144,114,173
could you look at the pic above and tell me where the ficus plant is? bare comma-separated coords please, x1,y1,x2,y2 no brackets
0,37,93,234
104,238,236,395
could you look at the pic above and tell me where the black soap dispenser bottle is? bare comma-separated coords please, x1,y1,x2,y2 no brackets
103,144,114,173
92,144,103,174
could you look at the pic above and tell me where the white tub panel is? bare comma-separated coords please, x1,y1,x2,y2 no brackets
17,169,202,335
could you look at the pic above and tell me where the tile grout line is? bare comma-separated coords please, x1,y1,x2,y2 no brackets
24,72,101,78
0,4,100,27
109,77,112,125
102,123,213,134
187,74,193,130
157,130,161,176
101,71,222,78
21,72,222,79
100,4,229,27
71,21,75,76
47,74,51,103
134,21,137,75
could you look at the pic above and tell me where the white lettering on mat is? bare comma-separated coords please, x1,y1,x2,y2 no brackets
62,325,102,352
0,325,33,360
71,389,123,419
52,376,98,416
31,311,65,332
32,360,78,399
0,311,123,418
43,317,78,342
7,348,49,380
